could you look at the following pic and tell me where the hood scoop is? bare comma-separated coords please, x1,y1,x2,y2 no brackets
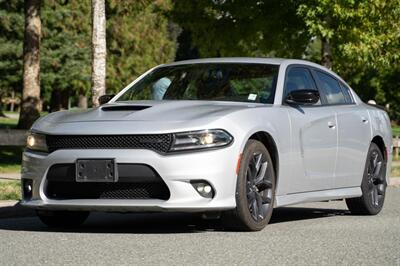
101,105,151,111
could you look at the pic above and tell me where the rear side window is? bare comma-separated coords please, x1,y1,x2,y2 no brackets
315,71,346,105
340,82,355,104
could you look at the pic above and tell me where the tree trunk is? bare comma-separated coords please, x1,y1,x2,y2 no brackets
0,94,5,117
0,110,4,118
78,94,88,109
18,0,41,129
49,89,69,112
91,0,106,107
10,90,15,112
321,37,333,70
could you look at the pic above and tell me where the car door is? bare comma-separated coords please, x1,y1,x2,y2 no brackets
313,72,371,188
284,66,337,193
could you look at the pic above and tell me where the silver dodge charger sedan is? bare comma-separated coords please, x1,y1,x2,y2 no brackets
21,58,392,231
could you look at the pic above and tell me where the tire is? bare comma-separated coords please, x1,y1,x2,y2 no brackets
346,143,387,215
36,210,89,228
223,139,276,231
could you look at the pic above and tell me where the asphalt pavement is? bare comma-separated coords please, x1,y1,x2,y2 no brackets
0,188,399,265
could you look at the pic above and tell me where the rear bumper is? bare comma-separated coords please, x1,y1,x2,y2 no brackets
21,146,239,212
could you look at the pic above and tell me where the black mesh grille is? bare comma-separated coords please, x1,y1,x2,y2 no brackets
45,164,170,200
46,134,173,153
46,182,170,200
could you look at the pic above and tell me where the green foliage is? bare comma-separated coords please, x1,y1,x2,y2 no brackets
392,125,400,137
0,0,24,94
1,0,398,119
170,0,310,58
276,0,400,120
0,181,21,200
0,0,176,108
171,0,400,120
0,146,23,173
106,0,177,93
0,1,92,106
0,116,18,129
297,0,400,69
41,1,92,100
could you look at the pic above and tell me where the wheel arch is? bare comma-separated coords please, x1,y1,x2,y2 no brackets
371,135,387,162
248,131,279,185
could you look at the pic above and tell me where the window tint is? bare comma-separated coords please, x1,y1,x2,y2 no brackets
284,67,318,98
117,63,279,104
315,71,346,105
340,82,355,104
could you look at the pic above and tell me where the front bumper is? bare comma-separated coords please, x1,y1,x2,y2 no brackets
21,146,239,212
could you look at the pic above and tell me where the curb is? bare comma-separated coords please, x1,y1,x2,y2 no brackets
0,201,35,219
0,173,21,180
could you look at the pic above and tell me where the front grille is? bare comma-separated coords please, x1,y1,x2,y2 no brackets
46,182,170,200
46,134,173,153
45,164,170,200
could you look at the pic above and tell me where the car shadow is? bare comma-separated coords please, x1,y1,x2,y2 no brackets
270,206,349,224
0,205,350,234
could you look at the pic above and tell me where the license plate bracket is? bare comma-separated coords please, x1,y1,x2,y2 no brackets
76,159,117,182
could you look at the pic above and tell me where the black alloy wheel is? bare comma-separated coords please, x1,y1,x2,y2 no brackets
246,152,274,222
223,139,275,231
346,142,386,215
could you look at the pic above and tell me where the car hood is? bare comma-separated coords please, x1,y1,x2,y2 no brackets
33,101,268,134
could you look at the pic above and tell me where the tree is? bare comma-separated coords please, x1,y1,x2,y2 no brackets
91,0,106,107
0,0,24,117
105,0,177,93
170,0,400,119
298,0,400,120
18,0,41,129
170,0,310,58
297,0,400,70
41,1,91,112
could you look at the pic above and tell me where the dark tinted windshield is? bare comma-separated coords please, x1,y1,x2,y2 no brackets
117,63,279,104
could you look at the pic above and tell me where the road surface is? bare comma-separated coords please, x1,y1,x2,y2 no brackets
0,188,399,265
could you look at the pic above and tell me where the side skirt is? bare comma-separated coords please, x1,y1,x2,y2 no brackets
275,187,362,207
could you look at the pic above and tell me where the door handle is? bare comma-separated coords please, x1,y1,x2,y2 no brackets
328,121,336,129
362,117,369,123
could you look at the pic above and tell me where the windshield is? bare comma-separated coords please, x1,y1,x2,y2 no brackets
116,63,279,104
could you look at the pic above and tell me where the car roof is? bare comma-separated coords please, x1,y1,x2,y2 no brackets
162,57,325,68
163,57,285,66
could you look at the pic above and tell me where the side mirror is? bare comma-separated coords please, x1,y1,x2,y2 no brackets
98,94,115,105
285,90,320,105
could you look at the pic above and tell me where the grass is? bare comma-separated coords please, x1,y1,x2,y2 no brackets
0,180,21,200
0,146,23,173
0,116,18,129
0,111,49,129
392,125,400,137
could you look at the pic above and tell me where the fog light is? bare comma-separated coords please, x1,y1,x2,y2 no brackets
22,179,33,200
191,181,214,198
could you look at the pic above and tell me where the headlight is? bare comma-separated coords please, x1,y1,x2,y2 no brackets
26,132,48,152
170,129,233,151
